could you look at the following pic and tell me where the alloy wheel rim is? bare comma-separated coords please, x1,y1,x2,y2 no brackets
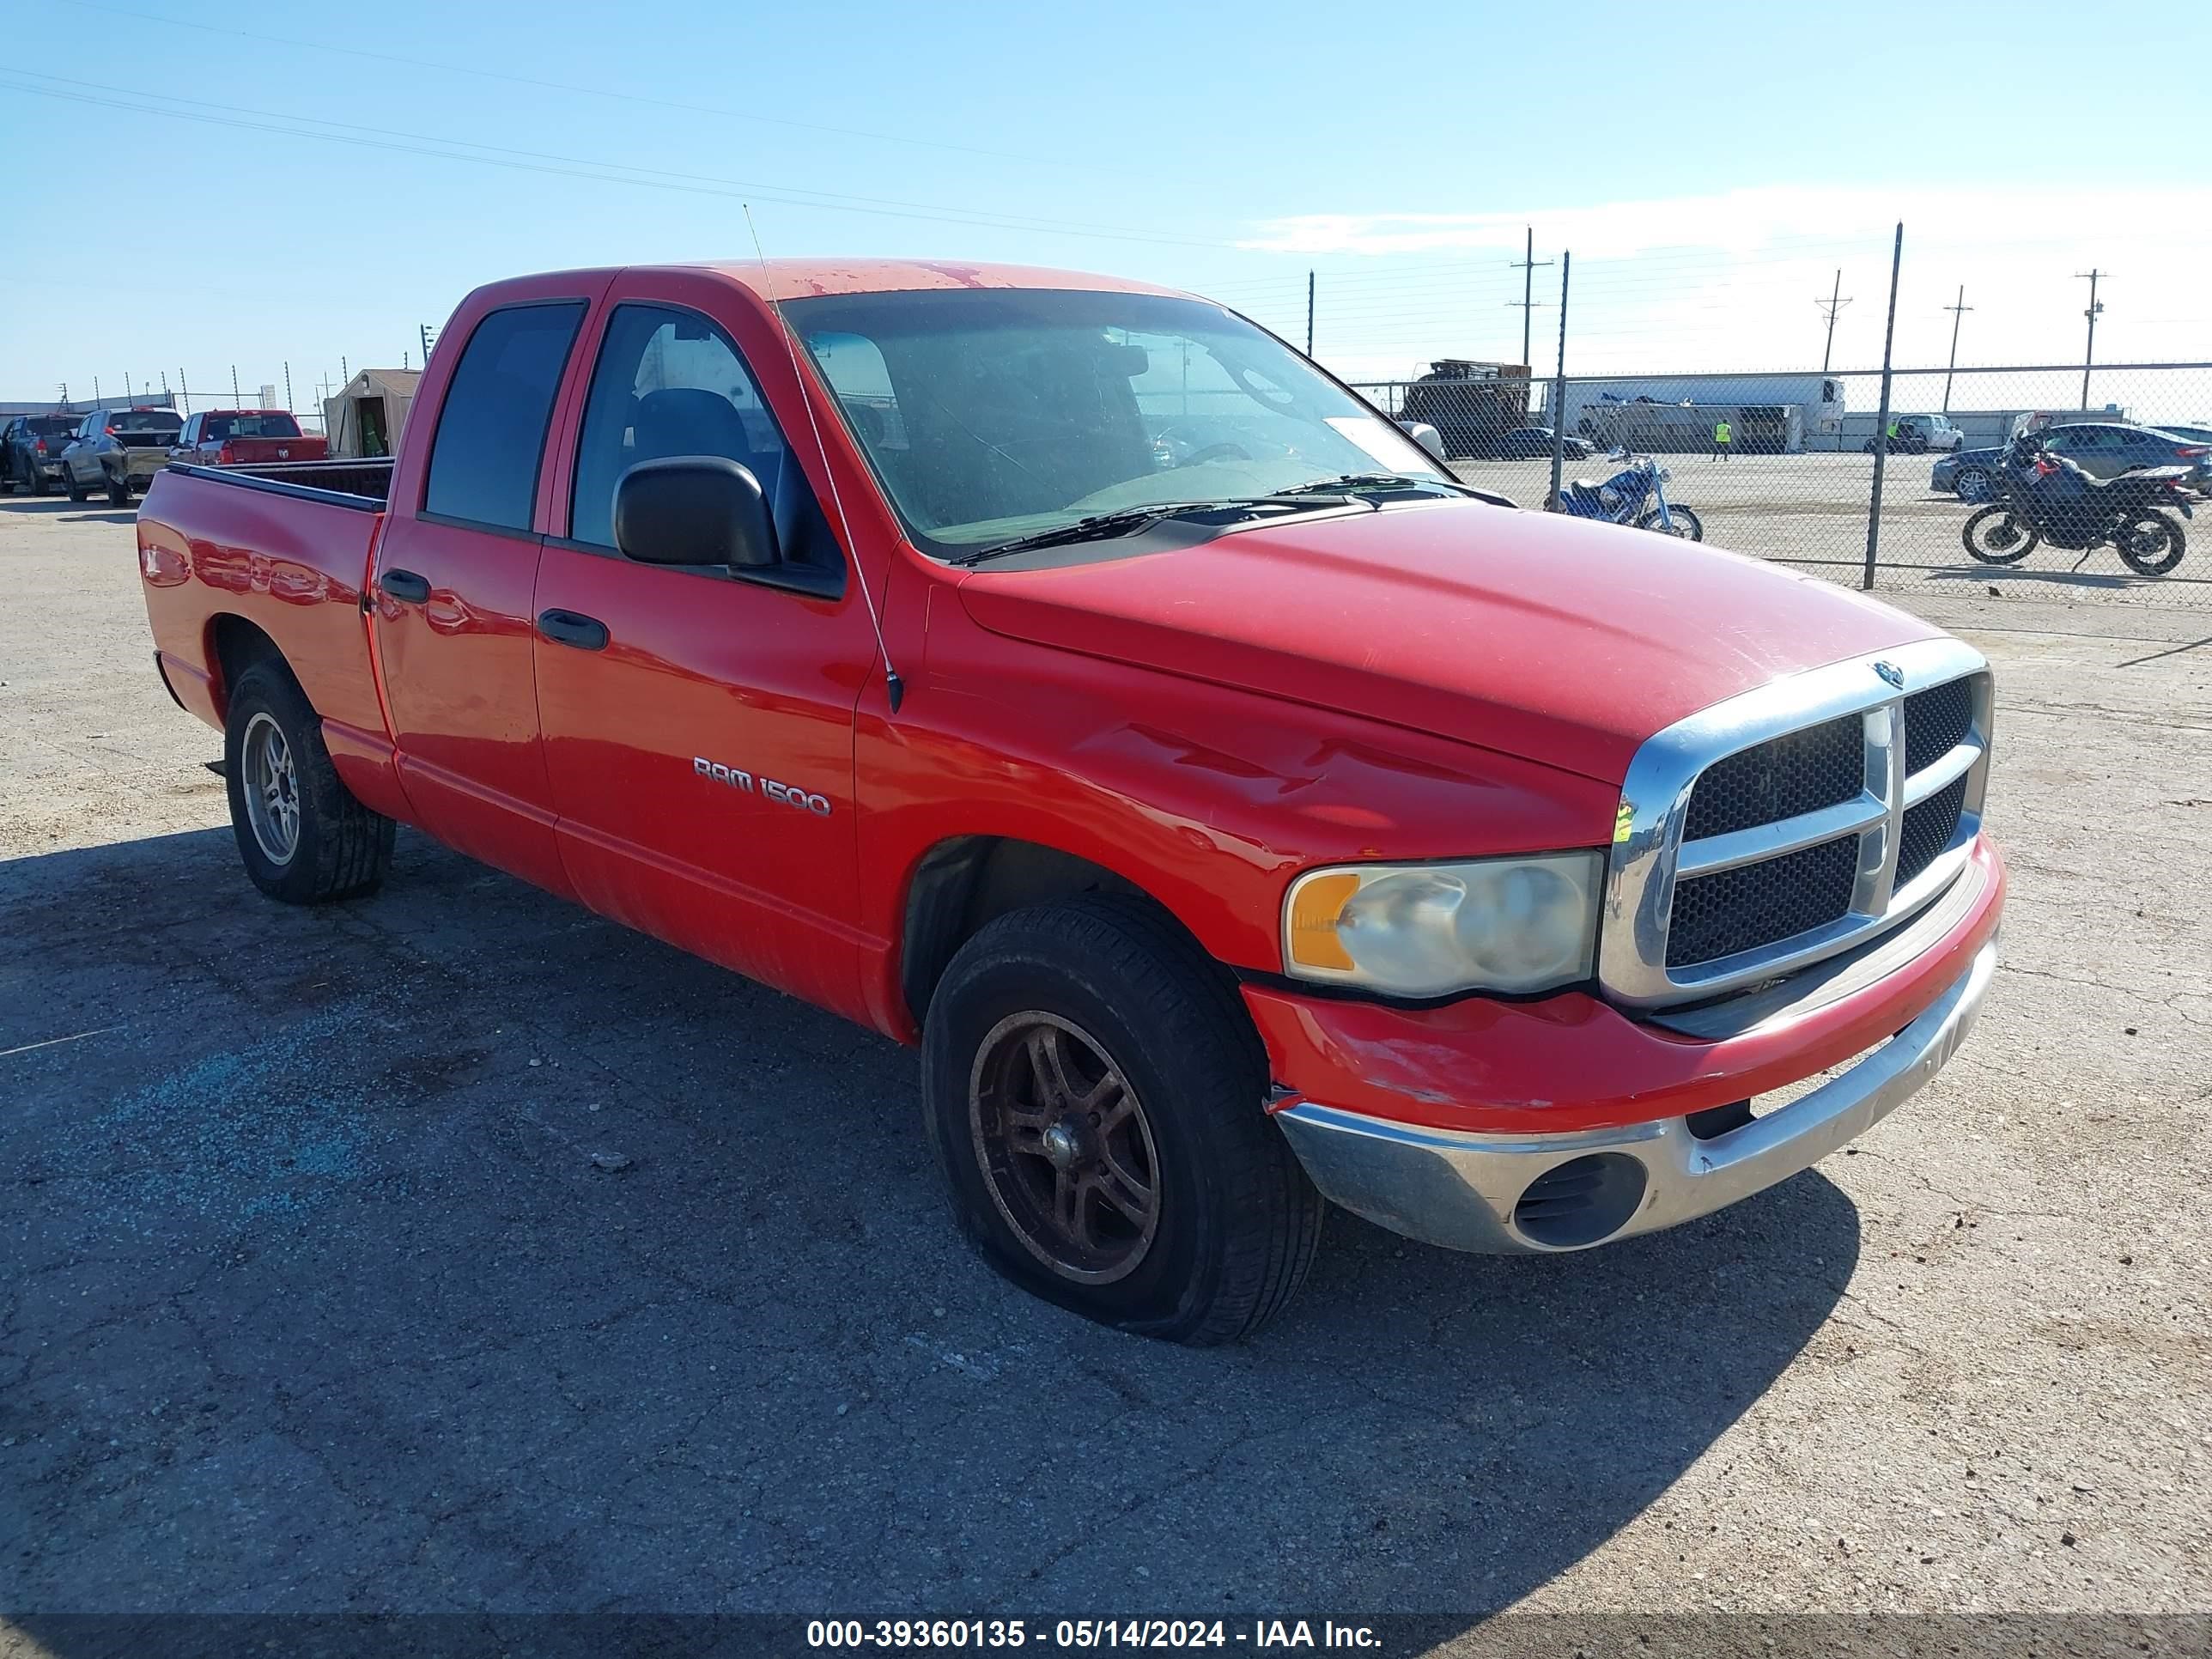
240,712,301,866
969,1011,1161,1285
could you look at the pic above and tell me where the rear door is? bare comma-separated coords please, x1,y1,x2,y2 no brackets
369,286,601,896
64,415,99,485
531,283,877,1013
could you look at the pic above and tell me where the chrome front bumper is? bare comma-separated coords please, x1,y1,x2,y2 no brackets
1273,939,1997,1255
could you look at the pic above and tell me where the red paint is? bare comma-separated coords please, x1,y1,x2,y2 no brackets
135,259,2005,1129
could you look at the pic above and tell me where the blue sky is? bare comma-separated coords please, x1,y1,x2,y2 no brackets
5,0,2210,409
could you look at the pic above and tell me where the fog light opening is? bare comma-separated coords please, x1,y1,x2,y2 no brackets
1512,1152,1648,1249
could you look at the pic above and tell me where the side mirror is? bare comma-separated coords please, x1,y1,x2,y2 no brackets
1397,420,1448,465
614,455,778,569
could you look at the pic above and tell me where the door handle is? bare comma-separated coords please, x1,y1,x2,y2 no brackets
537,608,610,651
379,568,431,604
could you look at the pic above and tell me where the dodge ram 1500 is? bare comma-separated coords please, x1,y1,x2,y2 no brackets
137,259,2004,1343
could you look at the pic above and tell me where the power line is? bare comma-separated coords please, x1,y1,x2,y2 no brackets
0,70,1232,251
49,0,1077,173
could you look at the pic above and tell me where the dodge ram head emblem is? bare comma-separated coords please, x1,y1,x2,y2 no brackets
1873,660,1905,690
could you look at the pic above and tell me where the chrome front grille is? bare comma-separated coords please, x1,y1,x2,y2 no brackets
1599,639,1993,1008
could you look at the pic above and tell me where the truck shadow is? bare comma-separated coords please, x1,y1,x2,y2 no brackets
3,826,1856,1636
0,495,106,515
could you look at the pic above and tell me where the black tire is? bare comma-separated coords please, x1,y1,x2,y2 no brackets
1954,467,1992,503
1636,504,1704,541
222,659,395,904
2116,510,2185,576
921,894,1322,1345
65,480,88,503
1963,505,2038,564
106,478,131,507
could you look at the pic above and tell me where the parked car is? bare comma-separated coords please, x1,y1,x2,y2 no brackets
170,409,328,467
1492,425,1593,460
1935,422,2212,501
135,258,2004,1344
60,405,184,504
1864,414,1964,455
3,414,81,494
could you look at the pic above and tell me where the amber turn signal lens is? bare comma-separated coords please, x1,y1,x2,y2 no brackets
1286,872,1362,971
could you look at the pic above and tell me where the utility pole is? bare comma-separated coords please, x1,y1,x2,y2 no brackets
284,361,294,413
1509,227,1553,369
232,365,241,404
178,369,191,416
1815,270,1853,374
1305,270,1315,357
1941,286,1973,413
419,322,436,365
2075,270,2106,411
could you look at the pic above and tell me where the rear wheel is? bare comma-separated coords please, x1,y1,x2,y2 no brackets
106,478,131,507
223,659,395,903
65,478,88,503
1963,505,2038,563
921,895,1322,1345
2116,510,2185,576
1637,504,1703,540
1954,467,1992,503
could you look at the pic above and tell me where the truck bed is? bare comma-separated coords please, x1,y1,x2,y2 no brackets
164,457,393,508
136,459,396,769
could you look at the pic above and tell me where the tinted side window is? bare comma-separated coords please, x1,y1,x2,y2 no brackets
424,301,586,530
569,303,838,570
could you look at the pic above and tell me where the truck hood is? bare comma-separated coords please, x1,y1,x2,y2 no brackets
956,499,1942,785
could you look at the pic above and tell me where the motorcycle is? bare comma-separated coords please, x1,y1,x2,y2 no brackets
1556,449,1704,540
1963,432,2193,575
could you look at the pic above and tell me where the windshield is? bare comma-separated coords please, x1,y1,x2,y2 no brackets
786,288,1444,556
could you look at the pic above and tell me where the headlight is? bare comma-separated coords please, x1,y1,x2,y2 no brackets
1282,853,1602,998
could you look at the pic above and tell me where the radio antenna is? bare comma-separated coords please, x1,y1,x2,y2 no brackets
744,203,903,714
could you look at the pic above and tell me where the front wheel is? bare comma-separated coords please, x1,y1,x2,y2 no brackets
1963,506,2039,563
921,895,1322,1345
2116,511,2185,576
1637,505,1703,540
1954,467,1992,503
223,659,396,903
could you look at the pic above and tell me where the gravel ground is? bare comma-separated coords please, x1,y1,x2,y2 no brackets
1,492,2209,1652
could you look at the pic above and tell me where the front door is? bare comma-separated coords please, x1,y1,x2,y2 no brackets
369,294,593,896
532,290,878,1016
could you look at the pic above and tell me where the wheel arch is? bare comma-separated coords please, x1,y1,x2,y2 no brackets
204,613,291,720
897,835,1227,1031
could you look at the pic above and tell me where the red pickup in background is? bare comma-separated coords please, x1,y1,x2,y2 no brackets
135,259,2004,1344
169,409,329,468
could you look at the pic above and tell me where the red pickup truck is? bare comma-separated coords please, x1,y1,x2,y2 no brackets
169,409,329,468
137,260,2004,1343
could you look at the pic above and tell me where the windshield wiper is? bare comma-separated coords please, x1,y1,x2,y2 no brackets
954,497,1343,565
1269,471,1478,499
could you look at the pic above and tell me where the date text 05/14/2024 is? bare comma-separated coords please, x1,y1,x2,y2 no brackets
805,1620,1382,1650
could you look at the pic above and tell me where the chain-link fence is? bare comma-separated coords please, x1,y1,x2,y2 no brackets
1348,361,2212,607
